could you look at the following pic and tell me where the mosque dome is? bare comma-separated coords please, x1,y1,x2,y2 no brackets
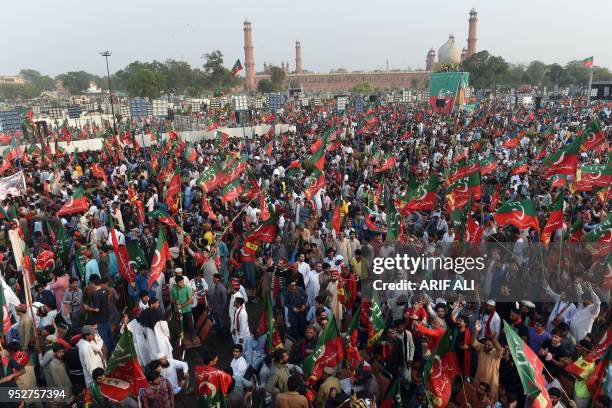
438,34,461,64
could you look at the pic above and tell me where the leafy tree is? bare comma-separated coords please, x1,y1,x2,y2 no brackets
126,69,166,99
460,51,509,89
545,63,568,87
257,79,274,93
524,61,547,85
352,81,374,94
55,71,100,94
0,83,40,101
19,69,56,91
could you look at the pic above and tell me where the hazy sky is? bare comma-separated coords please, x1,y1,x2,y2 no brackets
2,0,610,77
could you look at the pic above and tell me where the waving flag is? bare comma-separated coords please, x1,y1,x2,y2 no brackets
511,158,528,175
542,137,581,178
304,169,326,201
373,153,396,173
494,200,539,231
446,172,481,211
479,156,497,176
541,193,564,245
57,187,89,216
230,59,244,76
148,229,169,289
582,213,612,257
578,164,612,188
503,321,551,408
195,365,232,407
101,330,148,402
581,120,605,152
424,331,460,408
147,209,180,229
92,163,108,184
303,317,344,382
395,174,438,214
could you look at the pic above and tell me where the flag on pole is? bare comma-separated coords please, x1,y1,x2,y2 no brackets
494,200,540,231
230,59,244,76
503,321,551,408
540,193,564,245
101,330,148,402
195,365,233,407
148,229,169,289
423,331,460,408
581,56,594,67
56,187,89,216
303,317,344,382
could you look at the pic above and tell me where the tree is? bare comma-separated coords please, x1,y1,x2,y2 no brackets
524,61,547,85
545,63,568,87
0,83,40,101
269,66,286,91
126,69,166,99
352,81,374,95
56,71,101,94
459,51,509,90
19,69,56,91
257,79,274,93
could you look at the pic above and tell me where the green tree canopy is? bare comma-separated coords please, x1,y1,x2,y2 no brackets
352,81,374,94
19,69,56,91
55,71,101,94
257,79,275,93
126,69,166,99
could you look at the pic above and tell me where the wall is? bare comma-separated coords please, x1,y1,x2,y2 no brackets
20,124,293,153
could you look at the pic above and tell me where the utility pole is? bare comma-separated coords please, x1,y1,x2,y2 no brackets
100,51,117,134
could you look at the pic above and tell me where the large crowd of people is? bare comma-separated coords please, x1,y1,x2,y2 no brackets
0,95,609,408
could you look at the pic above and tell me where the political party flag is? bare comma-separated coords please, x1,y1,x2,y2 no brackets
446,172,481,211
57,187,89,216
494,200,539,231
198,163,223,193
541,193,564,245
304,169,326,201
101,330,148,402
230,59,244,76
303,317,344,382
0,281,12,336
220,179,244,202
582,213,612,257
549,174,570,189
165,173,181,213
366,292,385,347
285,160,301,177
259,191,271,222
184,142,198,162
542,137,581,178
578,164,612,187
380,377,402,408
586,330,612,362
346,304,363,377
503,321,551,408
564,218,584,242
511,158,528,175
18,107,36,130
581,120,605,152
195,365,233,407
586,347,611,399
256,294,282,352
109,217,135,283
501,131,522,148
581,56,593,67
148,229,169,289
424,331,460,408
395,174,438,215
480,156,497,176
329,198,343,235
373,153,397,173
127,241,148,270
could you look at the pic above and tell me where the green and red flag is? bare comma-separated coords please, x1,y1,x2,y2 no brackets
304,169,326,201
303,316,344,382
346,305,363,377
586,347,611,399
215,130,230,148
373,152,397,173
220,179,243,202
109,217,135,283
18,107,36,130
503,321,551,408
184,142,198,162
582,213,611,257
127,241,148,271
230,59,243,77
195,364,233,407
0,281,12,336
494,199,539,231
501,131,522,149
423,331,460,408
147,209,180,229
366,292,385,347
380,377,402,408
285,160,301,177
479,156,497,176
206,120,219,132
542,137,581,178
57,187,89,216
148,229,169,289
127,183,145,225
581,56,594,68
578,164,612,188
586,330,612,363
263,140,273,156
101,330,148,402
395,174,438,215
259,190,271,222
165,173,181,213
541,193,564,245
511,158,528,175
257,294,282,352
549,174,570,189
27,144,41,158
581,120,605,152
221,155,248,185
564,218,584,242
198,163,223,193
364,213,386,234
446,172,481,211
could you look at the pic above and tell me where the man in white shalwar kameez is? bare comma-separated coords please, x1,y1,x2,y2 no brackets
77,326,105,387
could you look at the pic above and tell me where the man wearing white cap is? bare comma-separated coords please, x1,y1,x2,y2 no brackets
157,352,189,394
479,300,501,341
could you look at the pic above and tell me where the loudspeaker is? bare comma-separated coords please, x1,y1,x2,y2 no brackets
436,98,446,107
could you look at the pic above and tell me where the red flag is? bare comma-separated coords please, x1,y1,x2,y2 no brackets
110,218,135,283
195,365,233,405
165,173,181,213
92,163,108,184
57,188,89,216
148,230,169,289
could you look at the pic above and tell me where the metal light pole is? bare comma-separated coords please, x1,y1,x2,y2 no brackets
100,51,117,134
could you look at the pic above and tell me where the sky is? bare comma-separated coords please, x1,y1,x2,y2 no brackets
2,0,610,77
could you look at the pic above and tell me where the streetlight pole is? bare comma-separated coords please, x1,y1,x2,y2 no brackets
100,51,117,134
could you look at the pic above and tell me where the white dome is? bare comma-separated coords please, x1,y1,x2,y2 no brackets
438,35,461,64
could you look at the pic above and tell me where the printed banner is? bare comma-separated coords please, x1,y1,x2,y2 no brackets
0,171,26,200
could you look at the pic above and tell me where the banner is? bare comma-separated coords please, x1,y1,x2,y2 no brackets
0,171,26,201
428,72,470,114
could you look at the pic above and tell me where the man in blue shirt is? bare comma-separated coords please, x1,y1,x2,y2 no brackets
84,251,100,285
128,265,155,303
